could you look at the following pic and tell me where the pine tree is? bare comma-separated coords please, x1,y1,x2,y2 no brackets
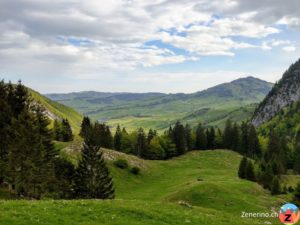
79,116,92,139
61,119,73,142
195,123,207,150
259,163,274,190
172,121,186,155
231,123,241,151
74,130,114,199
238,157,248,179
0,80,11,184
136,128,147,158
294,130,300,174
223,119,233,149
271,176,281,195
240,121,249,154
246,160,256,181
114,125,122,151
147,129,156,144
247,124,261,158
185,124,193,151
147,136,166,159
206,127,216,149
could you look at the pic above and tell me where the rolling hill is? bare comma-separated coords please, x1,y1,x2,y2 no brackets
0,149,288,225
29,89,83,135
46,76,273,131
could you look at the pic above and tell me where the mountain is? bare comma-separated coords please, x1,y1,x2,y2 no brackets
29,89,83,134
46,76,273,130
252,58,300,127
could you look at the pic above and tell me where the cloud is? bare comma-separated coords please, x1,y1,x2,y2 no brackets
282,45,296,52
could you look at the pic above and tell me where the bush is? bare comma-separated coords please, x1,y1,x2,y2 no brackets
114,158,128,169
130,166,140,175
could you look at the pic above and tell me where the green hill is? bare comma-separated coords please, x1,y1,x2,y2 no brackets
0,150,287,225
46,76,273,131
29,89,83,135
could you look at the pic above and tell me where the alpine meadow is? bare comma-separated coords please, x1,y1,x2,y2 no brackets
1,1,300,225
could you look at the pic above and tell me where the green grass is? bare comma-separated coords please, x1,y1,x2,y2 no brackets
29,89,83,135
0,150,288,224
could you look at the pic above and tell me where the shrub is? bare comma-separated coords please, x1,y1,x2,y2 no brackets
114,158,128,169
130,166,140,175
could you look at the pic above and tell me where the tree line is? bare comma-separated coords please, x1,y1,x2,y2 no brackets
0,80,114,199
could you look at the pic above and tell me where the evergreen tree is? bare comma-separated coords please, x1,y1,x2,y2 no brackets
172,121,187,155
271,176,281,195
0,80,11,184
206,127,216,149
61,119,73,142
195,123,207,150
79,117,92,139
74,130,114,199
223,119,233,149
147,129,156,144
247,124,261,158
114,125,122,151
240,121,249,154
246,160,256,181
231,123,241,151
259,163,274,190
294,130,300,174
238,156,248,179
136,128,147,158
185,124,193,151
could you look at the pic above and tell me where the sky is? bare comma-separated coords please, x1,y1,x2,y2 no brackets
0,0,300,94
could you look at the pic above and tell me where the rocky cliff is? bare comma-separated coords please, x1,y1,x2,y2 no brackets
252,58,300,127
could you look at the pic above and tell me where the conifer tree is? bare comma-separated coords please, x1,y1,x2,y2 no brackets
79,116,92,139
147,129,156,144
271,176,281,195
238,156,248,179
206,127,216,149
74,129,114,199
195,123,207,150
247,124,261,158
246,160,256,181
185,124,193,151
114,125,122,151
61,118,73,142
136,128,147,158
223,119,233,149
172,121,187,155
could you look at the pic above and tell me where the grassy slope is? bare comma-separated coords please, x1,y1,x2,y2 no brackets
0,150,287,225
47,77,272,131
29,89,83,135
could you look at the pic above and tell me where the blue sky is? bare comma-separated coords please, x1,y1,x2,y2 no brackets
0,0,299,93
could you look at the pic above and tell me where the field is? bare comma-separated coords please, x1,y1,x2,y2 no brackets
0,150,288,225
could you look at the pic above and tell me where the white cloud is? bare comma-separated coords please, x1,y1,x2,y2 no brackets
282,45,296,52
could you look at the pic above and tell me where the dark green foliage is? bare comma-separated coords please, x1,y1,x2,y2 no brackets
245,160,256,181
114,125,122,151
94,122,113,148
146,136,166,160
130,166,140,175
136,128,148,158
79,116,92,139
195,123,207,150
172,121,187,154
147,129,156,144
53,119,73,142
185,124,193,151
206,127,215,149
114,158,129,169
258,163,274,190
1,81,59,199
238,157,248,179
74,130,114,199
271,176,281,195
54,158,76,199
247,124,261,158
294,131,300,174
